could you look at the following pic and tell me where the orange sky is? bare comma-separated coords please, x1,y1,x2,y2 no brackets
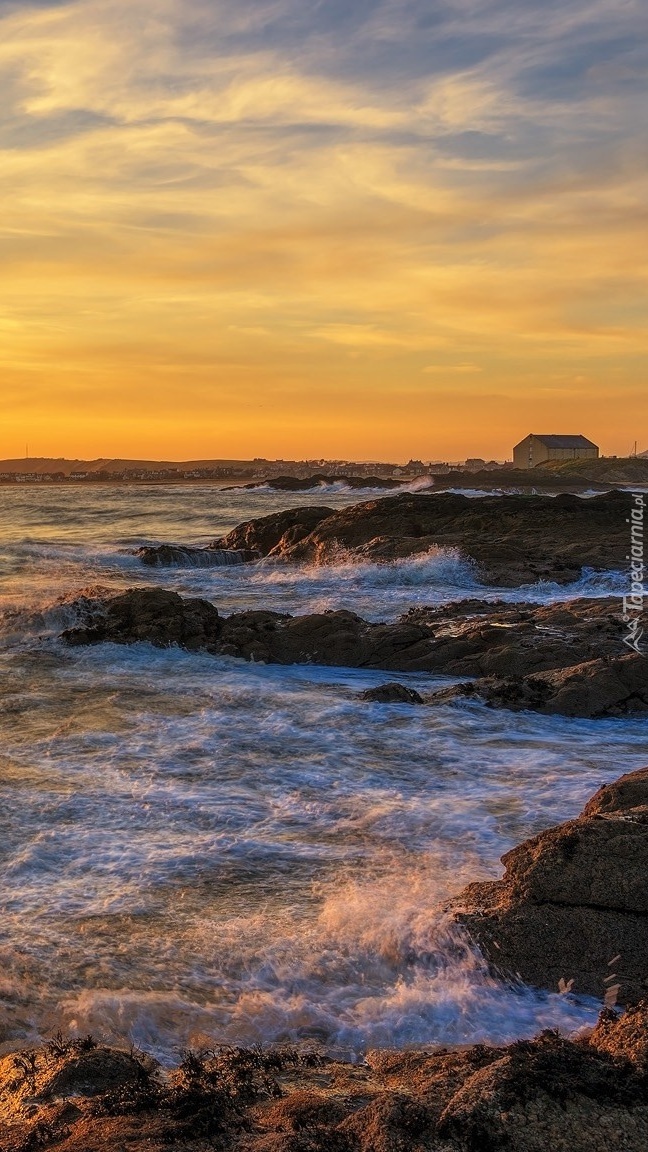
1,0,646,462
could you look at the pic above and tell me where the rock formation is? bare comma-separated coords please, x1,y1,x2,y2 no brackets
451,766,648,1006
432,653,648,717
359,683,425,704
137,506,333,567
61,591,646,718
62,588,222,651
227,474,403,491
3,1009,648,1150
208,490,632,586
138,545,260,567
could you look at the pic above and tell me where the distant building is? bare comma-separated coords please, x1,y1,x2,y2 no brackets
513,434,599,470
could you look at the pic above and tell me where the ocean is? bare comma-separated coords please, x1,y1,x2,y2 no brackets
0,482,644,1063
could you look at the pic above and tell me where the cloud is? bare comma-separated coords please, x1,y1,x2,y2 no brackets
0,0,646,458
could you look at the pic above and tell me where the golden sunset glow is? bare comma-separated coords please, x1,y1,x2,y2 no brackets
1,0,647,460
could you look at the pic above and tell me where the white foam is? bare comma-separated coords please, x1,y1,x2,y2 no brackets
1,642,646,1059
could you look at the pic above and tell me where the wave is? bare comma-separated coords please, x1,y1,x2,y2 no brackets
0,858,601,1064
241,481,403,497
3,636,646,1061
0,586,113,647
515,566,626,602
0,556,627,647
49,912,599,1065
1,539,142,572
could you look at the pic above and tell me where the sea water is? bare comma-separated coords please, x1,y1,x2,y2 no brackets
0,483,643,1062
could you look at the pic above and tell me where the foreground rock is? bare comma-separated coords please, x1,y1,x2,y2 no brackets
432,652,648,717
211,490,633,586
451,766,648,1007
4,1009,648,1151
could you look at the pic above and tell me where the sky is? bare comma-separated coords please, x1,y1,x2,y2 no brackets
1,0,646,462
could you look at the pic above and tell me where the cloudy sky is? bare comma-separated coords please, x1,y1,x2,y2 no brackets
1,0,646,460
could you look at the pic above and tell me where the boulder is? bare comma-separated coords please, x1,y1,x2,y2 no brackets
213,506,334,557
62,588,222,651
451,766,648,1004
433,653,648,717
359,683,425,704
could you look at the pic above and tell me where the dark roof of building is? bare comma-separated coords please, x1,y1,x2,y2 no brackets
530,434,598,449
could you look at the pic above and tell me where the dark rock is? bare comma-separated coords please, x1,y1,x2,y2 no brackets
582,766,648,818
62,588,222,651
339,1093,433,1152
451,766,648,1004
60,592,640,719
213,489,632,586
359,683,425,704
227,474,403,492
432,653,648,717
589,1001,648,1068
436,1029,648,1151
213,506,334,557
137,545,259,567
213,596,630,688
38,1048,148,1100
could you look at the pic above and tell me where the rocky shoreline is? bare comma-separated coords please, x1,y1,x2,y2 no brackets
4,770,648,1152
61,589,647,718
2,1012,648,1151
137,490,632,586
451,766,648,1007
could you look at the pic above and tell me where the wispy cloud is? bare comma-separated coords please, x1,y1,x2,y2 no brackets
0,0,646,458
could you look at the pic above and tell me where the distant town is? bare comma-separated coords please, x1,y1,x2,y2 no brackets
0,434,646,485
0,456,506,484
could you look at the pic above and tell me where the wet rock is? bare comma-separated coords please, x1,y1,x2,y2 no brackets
210,597,634,693
451,766,648,1004
339,1092,433,1152
211,489,632,586
263,1090,348,1131
436,1030,648,1152
4,1015,648,1151
62,588,222,651
137,544,260,567
228,474,403,492
214,506,334,557
432,653,648,717
583,767,648,817
589,1000,648,1068
37,1048,148,1100
359,683,425,704
61,592,639,719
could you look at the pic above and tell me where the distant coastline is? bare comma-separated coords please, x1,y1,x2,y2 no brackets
1,456,647,489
